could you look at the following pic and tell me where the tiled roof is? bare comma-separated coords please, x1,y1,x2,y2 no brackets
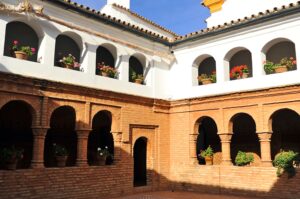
112,4,178,37
173,1,300,42
43,0,172,42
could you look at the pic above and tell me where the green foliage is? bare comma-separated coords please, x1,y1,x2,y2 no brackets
235,151,254,166
131,71,144,81
53,143,68,156
97,146,111,157
273,150,298,177
263,61,276,74
200,146,214,158
0,146,23,163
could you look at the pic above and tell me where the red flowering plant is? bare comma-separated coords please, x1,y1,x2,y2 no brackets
12,40,36,57
97,62,118,78
230,65,249,79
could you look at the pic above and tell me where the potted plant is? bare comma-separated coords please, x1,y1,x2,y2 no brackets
97,62,118,78
0,146,23,170
96,146,111,166
198,71,216,85
263,60,277,74
200,146,214,165
235,151,254,166
230,65,249,80
279,57,297,72
273,150,298,177
53,143,68,167
132,72,144,84
59,54,81,70
12,40,36,60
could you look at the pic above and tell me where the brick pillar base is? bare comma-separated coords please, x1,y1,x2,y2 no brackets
76,129,91,167
189,133,198,165
218,133,233,166
31,126,49,168
257,132,273,167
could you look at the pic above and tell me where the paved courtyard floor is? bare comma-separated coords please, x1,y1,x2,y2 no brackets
115,191,258,199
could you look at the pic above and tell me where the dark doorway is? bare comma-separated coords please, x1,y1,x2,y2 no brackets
271,109,300,159
134,137,147,187
44,106,77,167
88,111,114,165
0,101,33,169
196,117,221,164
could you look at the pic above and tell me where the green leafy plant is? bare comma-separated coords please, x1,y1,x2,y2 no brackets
0,146,24,163
53,143,68,156
273,150,298,177
235,151,254,166
132,72,144,81
97,146,111,158
59,54,81,70
200,146,214,158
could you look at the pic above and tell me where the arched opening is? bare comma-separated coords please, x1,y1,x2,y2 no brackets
225,48,253,80
196,117,221,165
270,109,300,159
96,46,116,77
230,113,260,165
4,21,39,62
54,34,81,70
198,57,216,85
263,39,297,74
44,106,77,167
0,101,33,169
129,56,144,83
88,111,114,166
134,137,147,187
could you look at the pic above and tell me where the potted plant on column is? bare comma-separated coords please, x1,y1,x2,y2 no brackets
53,143,68,167
96,146,111,166
0,146,24,170
12,40,36,60
200,146,214,165
235,151,254,166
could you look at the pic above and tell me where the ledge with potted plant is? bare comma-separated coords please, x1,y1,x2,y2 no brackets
234,151,254,166
273,150,299,178
59,54,81,71
96,146,112,166
53,143,68,167
198,71,216,85
200,145,214,165
132,72,144,84
0,146,23,170
264,57,297,74
12,40,36,60
97,62,118,78
230,65,249,80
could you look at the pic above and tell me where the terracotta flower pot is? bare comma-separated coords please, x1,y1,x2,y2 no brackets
55,155,68,167
5,158,18,170
14,51,28,60
275,65,287,73
101,72,108,77
134,79,143,84
201,78,213,85
205,156,213,165
96,156,107,166
63,63,73,69
242,73,249,79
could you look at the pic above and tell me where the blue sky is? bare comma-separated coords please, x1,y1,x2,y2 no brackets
74,0,210,35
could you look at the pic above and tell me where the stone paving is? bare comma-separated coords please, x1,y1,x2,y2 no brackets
114,191,258,199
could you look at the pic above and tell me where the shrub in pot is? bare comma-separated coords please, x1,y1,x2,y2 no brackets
273,150,299,177
53,143,68,167
235,151,254,166
200,146,214,165
96,146,112,166
0,146,23,170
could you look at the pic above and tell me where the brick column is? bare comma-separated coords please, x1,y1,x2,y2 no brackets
218,133,233,165
112,131,122,163
76,129,91,167
257,132,273,167
189,133,198,164
31,127,49,168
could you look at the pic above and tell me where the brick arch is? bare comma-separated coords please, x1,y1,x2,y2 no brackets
265,107,300,132
0,97,39,127
194,115,220,134
47,101,84,129
227,111,258,134
90,107,120,133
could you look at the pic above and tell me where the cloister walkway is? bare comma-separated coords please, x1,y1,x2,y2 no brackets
115,191,258,199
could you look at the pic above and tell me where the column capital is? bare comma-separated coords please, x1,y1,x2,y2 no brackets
257,132,272,141
218,132,233,142
32,126,49,137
